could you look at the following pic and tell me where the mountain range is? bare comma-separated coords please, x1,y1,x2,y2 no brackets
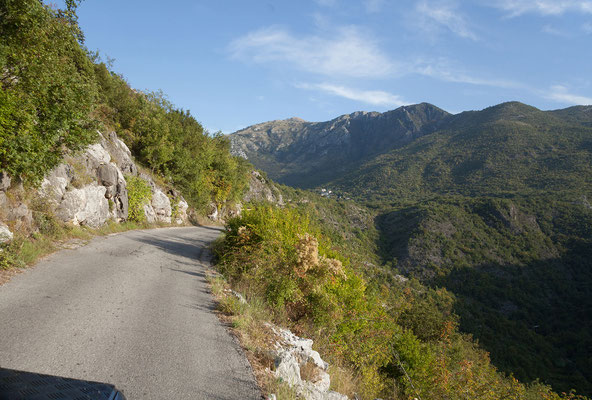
230,101,592,396
231,102,592,199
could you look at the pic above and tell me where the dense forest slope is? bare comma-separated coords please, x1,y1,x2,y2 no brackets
331,102,592,202
236,101,592,396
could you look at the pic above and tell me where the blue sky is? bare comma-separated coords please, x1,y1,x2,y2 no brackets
71,0,592,133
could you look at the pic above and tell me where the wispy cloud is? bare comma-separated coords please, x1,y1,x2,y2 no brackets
364,0,385,13
583,22,592,32
229,26,396,78
296,82,408,107
542,24,572,36
415,1,478,40
545,85,592,104
492,0,592,16
414,58,522,88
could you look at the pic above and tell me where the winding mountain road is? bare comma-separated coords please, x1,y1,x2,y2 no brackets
0,226,261,399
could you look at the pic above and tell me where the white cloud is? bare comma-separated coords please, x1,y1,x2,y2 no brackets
546,85,592,104
415,1,478,40
229,26,396,78
492,0,592,16
296,82,407,107
414,59,522,88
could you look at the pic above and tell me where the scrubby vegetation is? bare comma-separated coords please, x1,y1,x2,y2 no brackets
224,102,592,396
315,102,592,396
0,0,249,211
215,204,586,399
126,176,152,223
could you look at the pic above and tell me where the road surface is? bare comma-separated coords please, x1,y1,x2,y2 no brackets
0,226,261,399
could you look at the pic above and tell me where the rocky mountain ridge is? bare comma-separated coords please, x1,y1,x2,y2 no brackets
230,103,450,188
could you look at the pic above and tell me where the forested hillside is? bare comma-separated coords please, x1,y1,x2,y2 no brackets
0,0,249,212
234,101,592,396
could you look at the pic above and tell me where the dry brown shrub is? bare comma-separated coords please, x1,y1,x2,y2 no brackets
295,233,318,277
320,256,346,280
300,360,323,383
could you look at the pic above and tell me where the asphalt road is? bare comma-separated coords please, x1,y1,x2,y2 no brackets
0,226,261,399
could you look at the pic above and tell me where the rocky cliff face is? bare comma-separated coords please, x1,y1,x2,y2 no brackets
0,131,189,239
230,103,450,188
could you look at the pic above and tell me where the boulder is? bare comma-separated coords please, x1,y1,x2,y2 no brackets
56,185,110,228
8,203,33,232
0,172,11,191
268,324,347,400
143,204,157,223
40,164,72,207
0,223,13,243
151,189,171,223
175,198,189,224
208,203,219,221
102,131,137,175
112,187,129,221
97,163,119,188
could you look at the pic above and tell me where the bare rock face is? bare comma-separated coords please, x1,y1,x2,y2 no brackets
0,172,11,192
175,198,189,224
268,324,348,400
56,185,110,228
7,203,33,233
102,131,137,175
243,171,283,204
0,192,8,212
37,131,137,226
151,189,172,223
40,164,73,207
143,203,157,223
0,222,13,243
2,130,186,232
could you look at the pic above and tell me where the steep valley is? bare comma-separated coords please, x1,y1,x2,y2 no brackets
231,102,592,396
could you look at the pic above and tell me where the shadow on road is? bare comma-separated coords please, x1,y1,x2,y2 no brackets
0,368,125,400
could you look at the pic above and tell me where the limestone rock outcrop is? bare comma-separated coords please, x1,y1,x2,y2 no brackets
0,130,190,234
268,324,348,400
0,222,13,244
243,171,283,204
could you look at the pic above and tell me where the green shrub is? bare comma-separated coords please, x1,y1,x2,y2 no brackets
126,176,152,222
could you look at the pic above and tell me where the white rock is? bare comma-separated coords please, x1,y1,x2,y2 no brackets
0,223,13,243
40,164,71,207
175,199,189,224
56,185,110,228
268,324,348,400
86,143,111,165
151,189,171,223
143,204,157,223
208,204,219,221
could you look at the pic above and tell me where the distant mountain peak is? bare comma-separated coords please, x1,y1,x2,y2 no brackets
230,103,451,187
286,117,307,122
